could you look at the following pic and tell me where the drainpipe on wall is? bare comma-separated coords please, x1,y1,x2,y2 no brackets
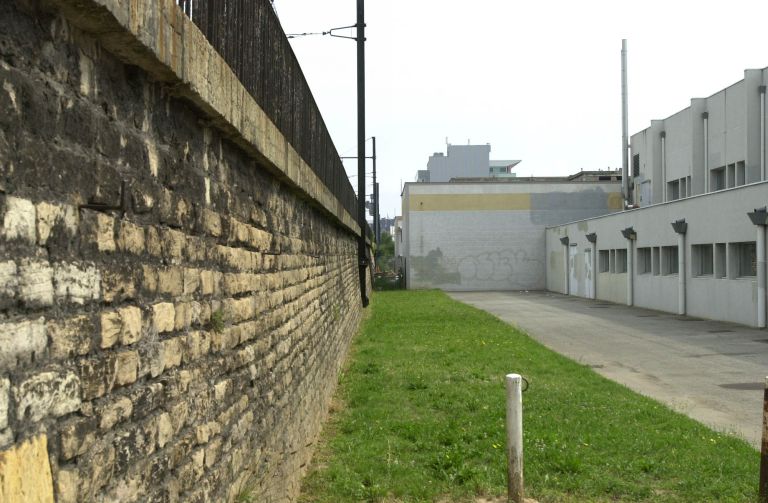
760,87,766,181
621,227,636,306
747,208,768,328
660,131,667,202
703,113,709,192
560,236,570,295
671,219,688,316
586,233,597,300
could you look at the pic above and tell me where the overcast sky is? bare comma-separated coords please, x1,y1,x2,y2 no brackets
273,0,768,222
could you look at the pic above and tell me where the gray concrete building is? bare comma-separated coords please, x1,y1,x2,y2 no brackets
418,143,521,182
548,66,768,328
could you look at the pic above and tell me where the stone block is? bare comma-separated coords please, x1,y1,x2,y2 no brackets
60,416,97,460
0,434,55,502
19,259,53,307
80,210,116,252
114,351,139,386
55,467,80,503
99,311,121,349
157,412,173,448
101,268,137,303
142,264,158,294
99,396,133,430
0,260,18,301
183,331,210,363
0,378,8,430
168,401,188,434
201,208,221,237
152,303,175,333
160,228,185,263
183,267,200,295
116,219,145,255
162,337,182,370
36,201,77,245
79,357,115,400
0,317,47,371
157,266,183,296
53,262,101,304
145,226,162,257
2,196,36,243
119,306,143,345
48,315,93,360
14,371,81,422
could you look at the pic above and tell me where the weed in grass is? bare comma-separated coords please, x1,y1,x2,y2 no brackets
298,290,759,503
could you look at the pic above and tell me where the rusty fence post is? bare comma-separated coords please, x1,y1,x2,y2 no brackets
506,373,524,503
760,376,768,503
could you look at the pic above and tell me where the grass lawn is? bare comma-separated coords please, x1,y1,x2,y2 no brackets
298,290,759,503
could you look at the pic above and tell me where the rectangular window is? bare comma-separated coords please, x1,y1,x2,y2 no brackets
599,250,610,273
711,166,726,191
632,154,640,177
687,176,692,197
714,243,727,278
615,249,627,273
730,242,757,277
652,247,660,276
692,244,714,276
668,180,680,201
637,247,651,274
679,177,687,198
727,163,736,188
609,249,616,273
736,161,746,186
662,246,679,275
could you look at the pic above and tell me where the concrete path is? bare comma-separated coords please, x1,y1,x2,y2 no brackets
449,290,768,448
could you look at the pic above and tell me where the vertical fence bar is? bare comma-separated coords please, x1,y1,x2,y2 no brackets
506,373,524,503
760,376,768,503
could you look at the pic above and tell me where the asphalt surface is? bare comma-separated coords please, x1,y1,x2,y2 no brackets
449,290,768,448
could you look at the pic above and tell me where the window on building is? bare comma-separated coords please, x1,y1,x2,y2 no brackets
736,161,746,186
632,154,640,177
609,249,616,273
662,246,679,275
615,249,627,273
637,247,651,274
668,180,680,201
730,242,757,277
692,244,713,276
599,250,610,273
686,176,692,197
714,243,727,278
727,163,736,188
652,247,660,276
711,166,726,191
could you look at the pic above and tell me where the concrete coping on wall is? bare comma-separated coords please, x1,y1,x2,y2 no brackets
545,179,768,230
47,0,361,237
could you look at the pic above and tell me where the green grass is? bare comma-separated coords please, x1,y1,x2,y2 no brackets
298,290,759,503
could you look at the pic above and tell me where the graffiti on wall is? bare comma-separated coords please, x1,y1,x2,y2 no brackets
412,248,539,287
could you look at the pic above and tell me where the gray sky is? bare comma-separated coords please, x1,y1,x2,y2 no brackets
274,0,768,222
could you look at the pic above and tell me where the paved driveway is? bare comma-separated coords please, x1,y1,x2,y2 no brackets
449,290,768,448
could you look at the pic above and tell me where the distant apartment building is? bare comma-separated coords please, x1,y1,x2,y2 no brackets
416,143,521,182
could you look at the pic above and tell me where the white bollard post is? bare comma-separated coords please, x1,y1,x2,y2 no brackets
506,373,524,503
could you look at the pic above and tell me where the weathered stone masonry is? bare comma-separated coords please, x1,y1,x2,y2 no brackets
0,0,366,501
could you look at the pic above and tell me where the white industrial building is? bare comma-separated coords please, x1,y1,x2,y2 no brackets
547,67,768,328
401,177,622,291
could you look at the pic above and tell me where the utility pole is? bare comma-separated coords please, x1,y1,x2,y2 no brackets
372,136,380,246
356,0,369,307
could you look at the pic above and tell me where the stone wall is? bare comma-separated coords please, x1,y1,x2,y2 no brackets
0,1,365,501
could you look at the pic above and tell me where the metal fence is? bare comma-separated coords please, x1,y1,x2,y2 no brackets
177,0,363,227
